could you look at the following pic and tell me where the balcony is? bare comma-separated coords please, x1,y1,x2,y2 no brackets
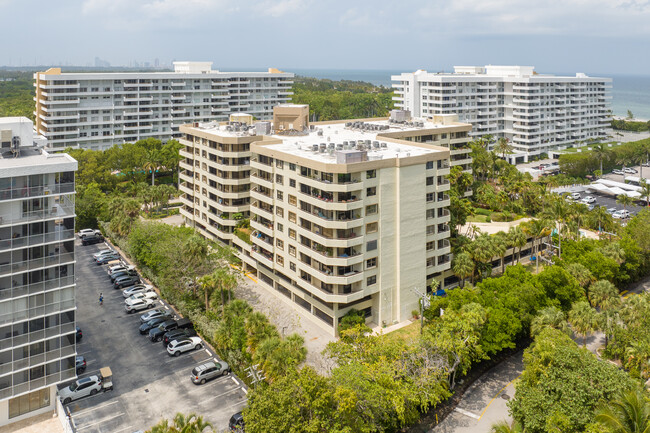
0,182,75,201
0,251,75,277
0,275,75,303
0,229,75,252
0,203,75,227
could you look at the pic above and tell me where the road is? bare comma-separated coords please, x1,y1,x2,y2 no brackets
431,352,523,433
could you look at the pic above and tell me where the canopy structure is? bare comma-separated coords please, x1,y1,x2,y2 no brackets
585,179,647,200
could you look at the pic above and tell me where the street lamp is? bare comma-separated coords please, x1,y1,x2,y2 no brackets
411,287,431,335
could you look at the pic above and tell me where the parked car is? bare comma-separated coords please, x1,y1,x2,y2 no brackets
612,169,624,175
228,412,245,432
76,327,82,342
150,318,192,342
624,167,638,174
110,269,138,282
606,207,618,214
587,204,595,211
162,328,197,347
114,275,140,289
96,252,121,264
78,229,101,238
107,264,131,276
191,360,230,384
167,337,203,356
123,285,155,299
140,308,172,324
613,210,631,219
93,249,114,259
125,298,155,313
569,192,581,200
580,196,596,204
76,355,86,374
58,376,102,405
139,317,169,334
82,234,104,246
127,292,158,306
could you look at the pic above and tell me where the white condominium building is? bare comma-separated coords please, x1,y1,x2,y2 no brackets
392,66,612,162
0,118,78,426
179,105,472,335
33,62,294,151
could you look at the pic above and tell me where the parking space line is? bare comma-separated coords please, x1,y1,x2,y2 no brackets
200,386,242,404
71,399,119,417
204,349,211,356
75,411,125,431
231,376,239,386
110,425,135,433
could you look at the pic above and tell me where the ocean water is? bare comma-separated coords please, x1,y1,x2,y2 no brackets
290,69,650,121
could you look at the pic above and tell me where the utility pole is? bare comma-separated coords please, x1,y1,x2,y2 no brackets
245,364,265,388
411,287,431,335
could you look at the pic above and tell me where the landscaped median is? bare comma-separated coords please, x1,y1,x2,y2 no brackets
98,219,307,387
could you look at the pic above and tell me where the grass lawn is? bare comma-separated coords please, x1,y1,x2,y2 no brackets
467,215,490,223
381,321,420,343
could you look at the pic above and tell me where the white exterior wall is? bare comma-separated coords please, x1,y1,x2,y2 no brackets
34,66,294,151
392,67,612,158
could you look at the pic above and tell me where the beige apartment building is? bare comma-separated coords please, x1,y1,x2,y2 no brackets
179,105,472,334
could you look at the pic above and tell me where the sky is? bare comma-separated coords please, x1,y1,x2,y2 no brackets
2,0,650,75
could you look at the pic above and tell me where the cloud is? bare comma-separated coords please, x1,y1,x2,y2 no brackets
259,0,309,18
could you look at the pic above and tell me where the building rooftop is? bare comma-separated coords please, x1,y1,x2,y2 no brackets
393,66,610,81
0,148,77,176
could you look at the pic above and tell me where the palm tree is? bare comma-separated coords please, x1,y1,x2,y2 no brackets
492,231,510,274
452,251,474,288
616,194,635,213
639,179,650,208
494,137,513,160
588,204,613,233
602,242,626,265
589,280,619,310
469,234,495,281
490,420,524,433
148,412,214,433
198,273,218,312
594,389,650,433
143,148,161,186
530,306,570,337
522,218,551,273
508,226,528,264
544,198,568,259
592,143,609,178
568,300,598,347
565,262,594,295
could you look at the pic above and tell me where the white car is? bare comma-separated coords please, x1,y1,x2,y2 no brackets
623,168,637,174
570,192,581,200
580,196,596,204
58,376,102,405
140,308,172,323
612,169,624,175
612,210,631,219
122,284,154,298
125,292,158,304
108,264,131,276
606,207,618,214
125,298,155,313
167,336,203,357
92,249,114,259
78,229,101,238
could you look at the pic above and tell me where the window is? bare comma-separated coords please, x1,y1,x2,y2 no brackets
276,191,283,201
275,174,283,185
426,209,435,219
427,257,435,267
288,228,296,240
288,212,296,223
426,161,434,169
367,276,377,286
289,179,296,188
290,262,296,271
366,204,378,216
366,222,378,234
289,163,296,171
276,239,284,250
276,223,283,232
276,207,284,218
289,245,296,257
426,193,435,202
276,255,284,266
8,388,50,419
366,170,376,179
366,258,377,269
366,240,377,251
427,241,434,251
288,195,297,206
426,176,434,186
427,225,435,235
276,160,284,169
366,187,376,197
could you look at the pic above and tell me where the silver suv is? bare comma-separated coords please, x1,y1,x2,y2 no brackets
58,376,102,404
191,361,230,384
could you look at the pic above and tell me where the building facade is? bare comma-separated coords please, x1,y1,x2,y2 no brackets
34,62,294,151
0,118,78,426
179,106,472,334
392,66,612,162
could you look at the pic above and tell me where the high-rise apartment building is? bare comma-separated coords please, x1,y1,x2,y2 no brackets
179,105,472,334
392,66,612,162
33,62,294,151
0,117,77,426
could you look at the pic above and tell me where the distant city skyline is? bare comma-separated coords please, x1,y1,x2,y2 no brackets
1,0,650,75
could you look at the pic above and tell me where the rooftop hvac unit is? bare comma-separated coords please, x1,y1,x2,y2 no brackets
380,142,387,148
312,144,319,152
328,143,334,149
390,109,411,123
336,150,368,164
336,143,343,150
317,129,323,136
373,141,379,148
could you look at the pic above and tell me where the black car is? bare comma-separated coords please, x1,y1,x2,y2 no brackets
149,318,192,342
96,253,120,264
76,355,86,374
114,275,140,289
110,269,138,282
139,317,168,335
81,234,104,246
229,412,244,432
76,326,83,341
162,328,197,346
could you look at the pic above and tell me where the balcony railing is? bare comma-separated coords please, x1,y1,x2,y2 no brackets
0,252,75,277
0,182,75,201
0,204,75,226
0,229,75,252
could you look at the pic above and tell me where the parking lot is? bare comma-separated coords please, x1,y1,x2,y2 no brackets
64,239,247,433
